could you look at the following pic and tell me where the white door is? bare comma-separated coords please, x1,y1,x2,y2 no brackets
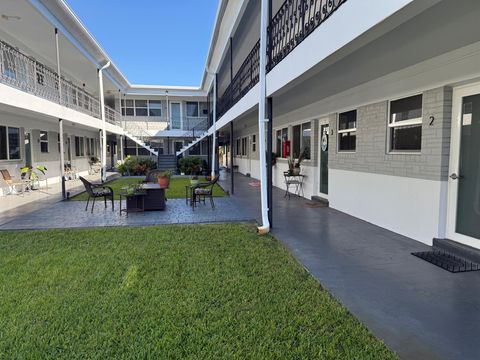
446,83,480,249
317,118,329,198
170,102,182,129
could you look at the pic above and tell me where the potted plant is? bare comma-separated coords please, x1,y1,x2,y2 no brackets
21,165,47,190
157,170,172,189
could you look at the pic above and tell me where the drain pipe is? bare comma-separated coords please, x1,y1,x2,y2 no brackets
211,73,217,178
257,0,270,234
98,61,111,182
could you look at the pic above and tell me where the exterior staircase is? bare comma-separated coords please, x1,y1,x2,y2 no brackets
157,154,178,171
123,121,158,156
176,118,210,156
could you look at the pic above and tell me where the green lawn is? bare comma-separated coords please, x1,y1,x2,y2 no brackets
72,176,225,200
0,224,396,359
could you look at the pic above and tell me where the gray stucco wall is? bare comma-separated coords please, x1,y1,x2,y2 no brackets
328,86,453,181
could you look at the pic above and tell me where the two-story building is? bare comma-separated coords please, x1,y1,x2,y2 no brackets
176,0,480,250
2,0,480,253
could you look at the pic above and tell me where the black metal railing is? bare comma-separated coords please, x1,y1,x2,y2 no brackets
216,0,347,119
269,0,347,70
217,40,260,119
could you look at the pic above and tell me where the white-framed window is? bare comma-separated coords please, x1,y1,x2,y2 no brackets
122,99,135,116
389,94,423,152
252,134,256,152
148,100,162,117
134,100,148,116
40,131,49,153
241,137,248,156
236,139,241,156
199,102,209,116
75,136,85,157
292,121,311,159
276,127,288,158
186,102,199,117
338,110,356,152
0,125,21,160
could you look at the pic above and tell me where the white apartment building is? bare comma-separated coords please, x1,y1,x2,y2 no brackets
1,0,480,252
179,0,480,250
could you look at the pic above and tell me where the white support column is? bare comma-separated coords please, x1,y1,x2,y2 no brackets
257,0,270,233
55,28,66,198
120,135,124,162
98,61,111,182
165,90,169,127
211,74,217,178
55,28,62,102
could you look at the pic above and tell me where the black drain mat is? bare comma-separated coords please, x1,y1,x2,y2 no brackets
412,250,480,273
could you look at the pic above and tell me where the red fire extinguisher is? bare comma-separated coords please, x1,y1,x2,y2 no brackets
282,140,291,158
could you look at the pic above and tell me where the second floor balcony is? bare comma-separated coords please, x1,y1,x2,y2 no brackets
0,39,121,127
217,0,347,119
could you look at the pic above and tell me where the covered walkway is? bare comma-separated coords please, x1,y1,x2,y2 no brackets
219,173,480,360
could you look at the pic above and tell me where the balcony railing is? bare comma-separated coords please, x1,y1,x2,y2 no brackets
217,40,260,119
217,0,347,119
269,0,347,70
0,39,120,127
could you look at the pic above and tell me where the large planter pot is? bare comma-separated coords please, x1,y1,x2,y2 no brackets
292,167,301,175
157,176,170,189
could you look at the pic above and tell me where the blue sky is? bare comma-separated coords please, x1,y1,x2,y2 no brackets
67,0,218,86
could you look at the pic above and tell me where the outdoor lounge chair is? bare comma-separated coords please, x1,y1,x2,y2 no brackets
192,175,219,210
79,176,114,213
0,169,27,195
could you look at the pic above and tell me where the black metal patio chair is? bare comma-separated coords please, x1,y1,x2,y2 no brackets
192,175,220,210
79,177,114,213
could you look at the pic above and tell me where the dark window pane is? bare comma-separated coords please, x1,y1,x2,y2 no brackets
339,110,357,130
186,102,199,117
149,108,162,117
135,100,147,108
135,108,148,116
391,125,422,151
0,126,7,160
137,148,150,156
125,147,137,156
293,125,301,158
8,127,20,159
302,122,311,159
40,142,48,153
390,95,422,123
339,132,356,151
125,108,134,116
276,130,281,157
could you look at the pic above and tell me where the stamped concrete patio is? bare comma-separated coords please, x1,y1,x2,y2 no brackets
0,197,253,230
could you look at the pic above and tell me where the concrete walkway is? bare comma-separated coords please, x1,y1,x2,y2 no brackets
219,173,480,360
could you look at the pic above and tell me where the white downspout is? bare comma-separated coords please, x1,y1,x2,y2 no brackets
98,61,111,182
211,74,217,178
54,28,66,197
257,0,270,234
